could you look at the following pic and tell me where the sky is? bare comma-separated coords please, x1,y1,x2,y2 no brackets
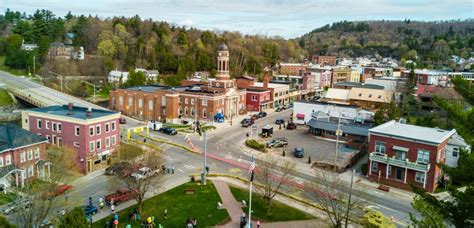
1,0,473,39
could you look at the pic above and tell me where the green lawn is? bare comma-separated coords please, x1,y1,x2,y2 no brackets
93,181,229,227
229,186,314,222
0,89,14,106
0,192,16,206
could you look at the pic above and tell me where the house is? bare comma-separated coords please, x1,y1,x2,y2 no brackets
445,134,470,168
331,67,352,85
22,104,121,174
292,100,374,125
307,112,372,149
402,69,449,87
246,88,272,112
135,68,159,82
367,120,457,192
350,69,361,83
348,87,392,110
48,42,84,60
312,55,337,66
110,44,247,122
21,40,38,51
322,88,351,105
278,63,307,75
108,70,130,83
0,124,50,188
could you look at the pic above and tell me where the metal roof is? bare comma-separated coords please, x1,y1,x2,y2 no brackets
307,119,371,136
0,124,48,152
28,105,118,120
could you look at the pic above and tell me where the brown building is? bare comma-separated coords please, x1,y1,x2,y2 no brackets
312,55,337,66
278,63,307,75
109,44,247,122
331,67,352,86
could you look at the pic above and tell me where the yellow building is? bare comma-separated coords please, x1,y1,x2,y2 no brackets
350,70,361,83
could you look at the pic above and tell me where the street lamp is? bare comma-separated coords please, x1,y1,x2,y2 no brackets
83,80,103,102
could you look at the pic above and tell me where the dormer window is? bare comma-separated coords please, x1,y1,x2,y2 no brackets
378,95,382,99
359,93,362,97
369,94,372,98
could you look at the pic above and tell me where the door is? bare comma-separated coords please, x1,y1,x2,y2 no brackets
395,167,404,180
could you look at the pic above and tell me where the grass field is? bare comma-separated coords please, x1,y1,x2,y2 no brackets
0,89,14,106
93,181,229,227
229,185,314,222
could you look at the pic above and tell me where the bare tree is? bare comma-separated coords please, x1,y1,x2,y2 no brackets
14,145,80,227
255,154,296,214
306,169,363,228
115,149,164,214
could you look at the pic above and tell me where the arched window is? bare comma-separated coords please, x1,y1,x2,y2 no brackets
202,108,207,118
190,107,195,117
178,106,183,115
184,107,189,116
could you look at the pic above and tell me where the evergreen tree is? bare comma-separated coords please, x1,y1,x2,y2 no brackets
59,207,88,228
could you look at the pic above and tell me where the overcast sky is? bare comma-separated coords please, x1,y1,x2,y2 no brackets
1,0,473,38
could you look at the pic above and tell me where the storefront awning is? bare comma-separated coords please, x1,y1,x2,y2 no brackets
393,145,409,152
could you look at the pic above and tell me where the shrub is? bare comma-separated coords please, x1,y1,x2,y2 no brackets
245,139,265,152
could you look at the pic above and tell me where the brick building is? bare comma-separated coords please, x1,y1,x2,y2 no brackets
312,55,337,66
0,124,50,187
22,104,121,174
278,63,307,75
368,120,456,192
245,88,272,112
331,67,352,86
110,44,247,122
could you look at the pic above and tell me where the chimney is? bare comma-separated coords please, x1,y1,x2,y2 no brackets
68,103,74,110
86,107,92,117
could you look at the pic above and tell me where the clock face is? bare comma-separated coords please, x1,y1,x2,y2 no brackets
216,83,220,87
218,52,222,57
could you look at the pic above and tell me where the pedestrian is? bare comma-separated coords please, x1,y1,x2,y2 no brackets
163,209,167,219
125,224,132,228
193,218,197,228
61,208,66,216
113,212,119,221
171,166,175,174
111,204,115,213
257,220,260,228
99,201,105,212
89,196,93,206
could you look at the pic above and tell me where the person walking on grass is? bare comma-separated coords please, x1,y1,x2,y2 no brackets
163,209,168,219
257,220,260,228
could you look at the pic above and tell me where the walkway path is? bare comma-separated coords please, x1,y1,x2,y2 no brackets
212,178,324,228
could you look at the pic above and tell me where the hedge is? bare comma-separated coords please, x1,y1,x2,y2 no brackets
245,139,265,152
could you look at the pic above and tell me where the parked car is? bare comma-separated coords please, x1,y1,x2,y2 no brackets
82,205,98,216
105,188,136,206
119,117,127,124
241,118,251,124
251,114,259,120
44,184,73,199
105,161,131,175
119,163,143,177
275,118,285,125
159,127,177,135
294,147,304,158
275,107,283,112
266,138,288,148
241,118,254,127
258,111,267,118
287,122,297,130
131,167,160,180
4,199,32,215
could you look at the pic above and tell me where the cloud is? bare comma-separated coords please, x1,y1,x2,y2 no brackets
1,0,472,38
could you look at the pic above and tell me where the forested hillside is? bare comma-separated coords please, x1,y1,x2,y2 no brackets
297,20,474,69
0,9,306,85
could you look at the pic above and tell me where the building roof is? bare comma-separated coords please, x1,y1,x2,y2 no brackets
324,88,350,100
246,88,270,93
348,87,391,103
236,76,256,81
254,82,289,89
29,105,119,120
307,119,371,136
0,124,47,152
218,43,228,51
109,70,129,77
369,120,457,144
448,134,469,147
334,82,385,90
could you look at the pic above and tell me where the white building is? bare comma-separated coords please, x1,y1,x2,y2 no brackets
108,70,129,83
445,133,470,168
254,82,290,107
292,100,374,124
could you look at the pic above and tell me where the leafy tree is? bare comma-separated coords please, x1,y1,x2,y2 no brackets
262,42,279,66
0,214,15,228
440,149,474,186
124,70,146,87
409,196,445,228
59,207,88,228
361,209,395,228
177,29,189,48
64,11,73,21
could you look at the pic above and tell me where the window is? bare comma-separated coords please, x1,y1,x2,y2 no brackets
106,137,110,148
185,107,189,116
5,155,11,166
128,97,134,107
179,98,182,104
27,150,33,160
96,140,101,150
28,165,34,177
185,98,188,104
119,96,124,105
111,121,116,131
202,108,207,118
89,126,94,136
202,99,207,106
20,151,26,163
251,95,257,101
417,150,430,164
415,172,425,183
0,157,3,167
52,122,57,132
453,150,459,157
394,150,407,160
34,148,40,159
105,123,110,132
112,136,117,145
89,141,95,152
52,135,57,145
75,126,80,136
37,119,42,129
371,161,378,172
191,107,195,117
57,123,62,132
74,142,80,147
375,141,386,154
191,98,194,105
149,100,154,110
96,125,101,135
37,133,42,137
57,137,62,146
161,96,166,106
46,120,50,129
179,106,183,115
138,99,143,108
46,135,50,143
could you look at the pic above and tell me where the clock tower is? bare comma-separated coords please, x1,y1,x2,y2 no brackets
212,43,234,88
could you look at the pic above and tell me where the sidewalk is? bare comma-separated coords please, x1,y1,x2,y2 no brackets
211,177,327,228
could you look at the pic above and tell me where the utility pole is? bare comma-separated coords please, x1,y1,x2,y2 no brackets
32,55,35,77
334,112,342,171
344,169,355,228
202,130,208,185
49,71,63,92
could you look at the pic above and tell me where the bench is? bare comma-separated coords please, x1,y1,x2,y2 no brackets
184,189,195,195
378,185,390,192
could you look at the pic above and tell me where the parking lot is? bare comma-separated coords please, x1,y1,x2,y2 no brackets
260,120,359,168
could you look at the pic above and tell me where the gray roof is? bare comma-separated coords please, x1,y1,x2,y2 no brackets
448,134,469,147
29,105,118,120
0,124,47,152
334,82,385,90
218,43,229,51
369,120,457,144
307,119,371,136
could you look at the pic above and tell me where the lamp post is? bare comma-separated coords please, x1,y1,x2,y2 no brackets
83,80,103,102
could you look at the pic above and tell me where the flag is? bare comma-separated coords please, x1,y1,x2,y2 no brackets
249,155,256,182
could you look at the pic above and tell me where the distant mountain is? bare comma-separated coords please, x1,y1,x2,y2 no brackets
296,20,474,68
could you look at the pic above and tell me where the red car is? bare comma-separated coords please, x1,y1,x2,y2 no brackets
119,117,127,124
105,188,136,205
44,184,73,199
